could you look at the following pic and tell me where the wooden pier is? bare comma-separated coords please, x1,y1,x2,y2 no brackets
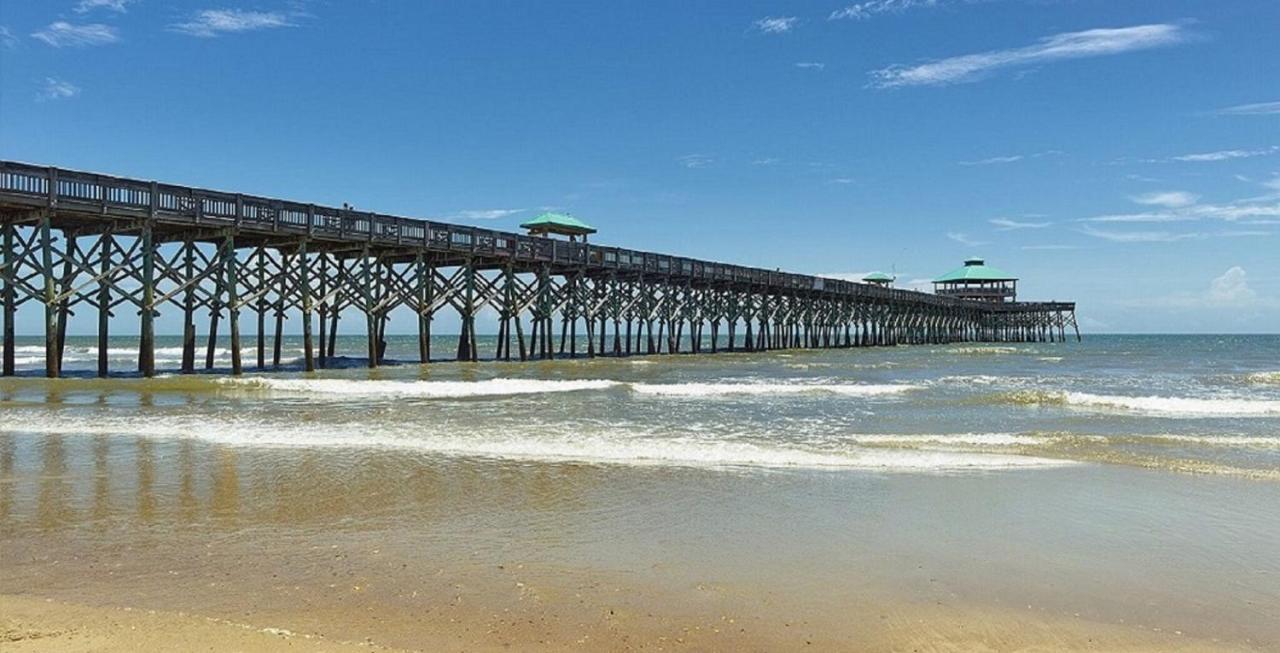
0,161,1079,378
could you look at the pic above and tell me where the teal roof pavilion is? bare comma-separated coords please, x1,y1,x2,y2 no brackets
520,212,596,237
933,258,1016,283
862,272,895,284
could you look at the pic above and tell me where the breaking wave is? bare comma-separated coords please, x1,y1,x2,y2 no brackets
1002,390,1280,417
0,411,1065,471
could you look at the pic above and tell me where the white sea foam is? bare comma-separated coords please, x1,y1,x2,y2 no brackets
219,376,622,398
850,433,1043,446
1245,371,1280,386
0,411,1069,471
628,382,917,398
1061,391,1280,417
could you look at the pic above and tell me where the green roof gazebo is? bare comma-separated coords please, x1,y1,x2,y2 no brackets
520,212,597,242
862,272,895,287
933,257,1017,302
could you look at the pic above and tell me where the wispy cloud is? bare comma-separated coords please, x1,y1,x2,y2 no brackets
828,177,856,185
753,17,798,34
1082,199,1280,224
37,78,80,101
1079,225,1203,243
1130,190,1199,208
31,21,119,47
830,0,947,21
1215,101,1280,116
961,154,1023,165
75,0,133,13
990,217,1051,230
794,62,825,70
959,150,1061,166
677,154,714,169
947,232,987,247
442,208,525,221
0,26,17,50
1168,146,1279,162
1020,244,1078,251
752,157,781,166
171,9,294,37
869,23,1190,88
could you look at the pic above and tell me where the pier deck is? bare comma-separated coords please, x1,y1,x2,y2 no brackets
0,161,1078,377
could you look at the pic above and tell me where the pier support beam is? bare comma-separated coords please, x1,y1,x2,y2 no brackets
2,220,15,377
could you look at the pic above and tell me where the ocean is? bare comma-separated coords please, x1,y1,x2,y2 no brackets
2,334,1278,476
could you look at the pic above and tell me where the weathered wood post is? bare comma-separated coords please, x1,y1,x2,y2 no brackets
317,252,328,368
273,250,287,368
138,219,156,377
300,242,315,372
1,219,15,377
40,213,59,377
224,233,242,375
54,232,76,374
97,232,112,377
181,238,196,374
256,247,266,369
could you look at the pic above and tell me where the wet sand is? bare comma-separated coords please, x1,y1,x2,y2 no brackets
2,435,1278,651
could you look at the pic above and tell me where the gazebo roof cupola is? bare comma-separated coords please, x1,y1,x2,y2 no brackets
520,212,597,240
862,272,895,286
932,258,1017,283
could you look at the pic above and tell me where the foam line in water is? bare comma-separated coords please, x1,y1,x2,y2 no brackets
628,382,917,397
1009,390,1280,417
0,412,1071,471
219,377,623,398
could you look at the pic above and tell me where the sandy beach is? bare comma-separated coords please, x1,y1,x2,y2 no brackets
3,412,1278,651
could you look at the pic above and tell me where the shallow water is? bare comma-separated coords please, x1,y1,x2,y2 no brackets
2,334,1278,477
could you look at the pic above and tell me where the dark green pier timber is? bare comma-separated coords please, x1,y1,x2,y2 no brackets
0,161,1079,378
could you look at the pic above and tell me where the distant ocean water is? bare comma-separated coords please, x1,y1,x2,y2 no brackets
2,334,1278,479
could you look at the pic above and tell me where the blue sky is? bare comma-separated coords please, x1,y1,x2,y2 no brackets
2,0,1278,333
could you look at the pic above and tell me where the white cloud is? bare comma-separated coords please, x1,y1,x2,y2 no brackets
0,26,16,49
446,209,524,221
1216,101,1280,116
753,17,798,34
959,150,1061,165
1168,146,1279,162
828,177,856,184
75,0,134,13
1120,267,1278,310
1079,225,1202,243
830,0,942,21
677,154,714,169
1083,180,1280,225
37,78,80,101
31,21,119,47
1208,267,1257,304
1130,190,1199,208
961,154,1022,165
990,217,1051,230
946,232,987,247
752,157,781,166
794,62,825,70
869,23,1189,88
171,9,293,37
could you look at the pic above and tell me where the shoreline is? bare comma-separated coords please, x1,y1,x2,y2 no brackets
0,592,1249,652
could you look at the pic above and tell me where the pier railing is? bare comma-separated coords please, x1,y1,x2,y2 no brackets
4,160,987,309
